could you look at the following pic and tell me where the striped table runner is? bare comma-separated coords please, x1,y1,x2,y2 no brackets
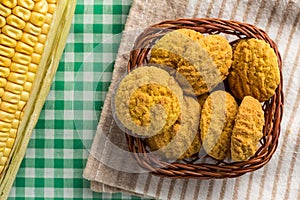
84,0,300,199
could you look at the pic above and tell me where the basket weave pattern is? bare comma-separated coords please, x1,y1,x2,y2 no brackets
125,18,284,179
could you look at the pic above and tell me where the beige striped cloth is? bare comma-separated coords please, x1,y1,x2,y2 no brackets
83,0,300,199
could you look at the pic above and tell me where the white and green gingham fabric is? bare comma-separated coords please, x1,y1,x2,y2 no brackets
7,0,146,199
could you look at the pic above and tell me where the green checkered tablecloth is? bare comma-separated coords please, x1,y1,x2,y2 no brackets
7,0,146,199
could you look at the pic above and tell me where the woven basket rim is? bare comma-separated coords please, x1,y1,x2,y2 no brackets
124,18,284,179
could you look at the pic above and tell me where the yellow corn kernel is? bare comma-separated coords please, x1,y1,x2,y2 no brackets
2,25,22,40
23,81,32,92
0,0,17,8
0,137,8,143
0,158,6,167
31,53,40,64
12,52,31,65
0,77,7,87
10,128,17,138
13,6,31,21
0,158,7,165
3,148,11,157
41,23,49,34
5,81,23,94
2,148,10,157
0,140,7,146
34,43,44,54
15,110,23,119
11,119,18,129
7,15,26,29
45,13,52,24
42,22,52,35
33,0,48,14
0,66,10,77
17,0,34,10
29,11,45,27
24,22,41,35
8,72,27,85
0,144,6,150
8,129,15,141
0,16,5,27
0,132,9,141
28,63,37,73
0,111,14,123
10,62,28,74
0,45,15,58
0,136,9,147
38,34,46,43
17,100,25,110
1,101,18,113
0,121,11,132
14,110,20,119
0,4,12,17
47,0,57,3
21,32,37,46
0,56,11,67
20,91,29,101
48,3,56,14
0,34,17,47
2,91,20,104
15,41,34,55
0,88,3,97
26,72,35,82
5,138,14,148
0,142,5,149
0,157,7,165
0,155,7,167
2,149,10,159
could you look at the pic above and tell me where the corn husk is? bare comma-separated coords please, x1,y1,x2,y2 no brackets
0,1,76,198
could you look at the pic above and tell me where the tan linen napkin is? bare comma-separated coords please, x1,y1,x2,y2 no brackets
84,0,300,199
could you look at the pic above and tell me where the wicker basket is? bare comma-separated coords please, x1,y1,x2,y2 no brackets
125,18,284,179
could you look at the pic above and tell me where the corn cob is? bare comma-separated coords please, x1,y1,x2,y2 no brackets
0,0,76,198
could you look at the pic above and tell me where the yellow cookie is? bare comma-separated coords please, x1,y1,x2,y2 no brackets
200,91,238,160
231,96,264,161
198,35,232,80
228,38,280,102
114,66,183,137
